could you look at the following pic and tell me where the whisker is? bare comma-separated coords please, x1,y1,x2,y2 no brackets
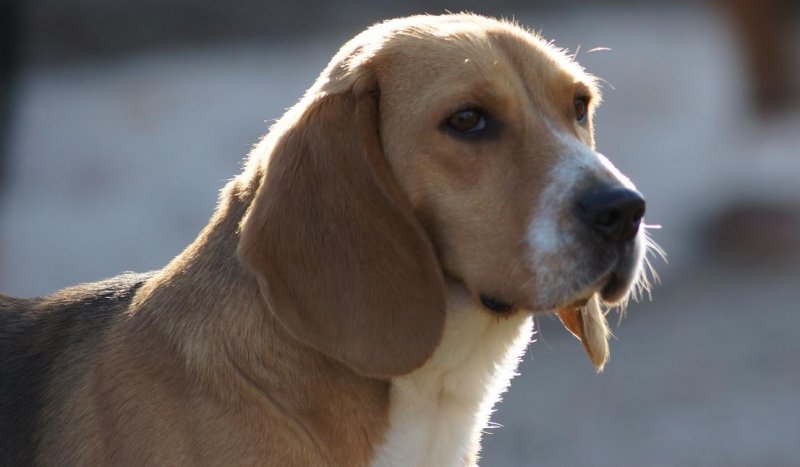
644,255,660,287
645,232,668,264
594,75,616,91
612,228,666,326
571,44,582,62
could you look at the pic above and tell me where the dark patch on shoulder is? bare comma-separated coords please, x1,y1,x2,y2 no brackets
0,272,154,465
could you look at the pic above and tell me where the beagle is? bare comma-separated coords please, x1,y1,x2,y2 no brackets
0,14,657,466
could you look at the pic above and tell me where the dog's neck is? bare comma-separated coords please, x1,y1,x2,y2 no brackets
370,284,534,466
129,176,265,380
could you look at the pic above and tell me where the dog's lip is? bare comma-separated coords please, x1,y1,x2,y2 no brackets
528,266,625,314
547,293,593,316
599,257,639,304
586,251,639,305
479,293,514,313
563,296,591,310
442,273,518,313
546,270,614,313
446,261,629,314
600,273,621,300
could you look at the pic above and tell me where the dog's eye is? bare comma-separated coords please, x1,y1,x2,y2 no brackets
446,109,487,133
574,96,589,123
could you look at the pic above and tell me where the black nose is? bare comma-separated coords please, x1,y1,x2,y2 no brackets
578,187,645,243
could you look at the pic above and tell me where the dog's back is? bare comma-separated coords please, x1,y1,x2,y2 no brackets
0,272,151,465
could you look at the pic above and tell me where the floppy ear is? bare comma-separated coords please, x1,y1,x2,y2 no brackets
557,295,610,372
238,74,446,378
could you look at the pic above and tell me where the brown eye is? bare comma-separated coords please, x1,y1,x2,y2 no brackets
574,96,589,123
446,109,487,133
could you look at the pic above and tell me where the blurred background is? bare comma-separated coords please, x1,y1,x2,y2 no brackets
1,0,799,465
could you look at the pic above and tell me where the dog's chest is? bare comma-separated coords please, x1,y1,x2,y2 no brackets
370,295,534,467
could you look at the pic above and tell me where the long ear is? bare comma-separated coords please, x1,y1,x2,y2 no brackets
238,75,446,378
557,295,610,372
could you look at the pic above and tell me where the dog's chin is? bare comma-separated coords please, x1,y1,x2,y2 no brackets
536,255,643,314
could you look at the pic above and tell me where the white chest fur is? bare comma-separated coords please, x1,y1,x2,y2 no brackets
370,286,534,467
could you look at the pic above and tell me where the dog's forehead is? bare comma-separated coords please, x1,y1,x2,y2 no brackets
321,15,599,108
372,17,598,104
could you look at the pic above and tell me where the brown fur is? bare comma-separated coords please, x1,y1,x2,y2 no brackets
238,76,447,378
1,14,622,465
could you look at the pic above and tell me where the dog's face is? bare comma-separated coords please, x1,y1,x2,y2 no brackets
373,20,645,315
240,15,655,376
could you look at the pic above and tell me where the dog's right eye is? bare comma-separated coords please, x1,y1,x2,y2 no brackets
446,109,487,134
574,95,589,124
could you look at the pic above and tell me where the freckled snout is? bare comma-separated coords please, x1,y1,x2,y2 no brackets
578,187,645,244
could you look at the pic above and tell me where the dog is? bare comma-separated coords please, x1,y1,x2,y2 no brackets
0,14,658,466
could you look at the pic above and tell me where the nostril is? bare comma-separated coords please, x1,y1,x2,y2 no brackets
595,209,619,229
578,187,646,243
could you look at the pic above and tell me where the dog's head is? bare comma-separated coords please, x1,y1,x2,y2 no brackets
238,14,656,377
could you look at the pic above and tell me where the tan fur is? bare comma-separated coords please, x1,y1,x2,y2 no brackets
1,14,637,466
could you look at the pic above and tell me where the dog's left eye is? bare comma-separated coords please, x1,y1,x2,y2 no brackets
446,109,487,133
574,96,589,123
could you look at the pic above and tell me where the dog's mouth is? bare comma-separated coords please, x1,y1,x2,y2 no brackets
550,266,639,371
567,241,645,309
562,295,591,311
486,276,608,315
479,294,514,313
477,257,638,316
473,263,629,370
599,272,627,302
